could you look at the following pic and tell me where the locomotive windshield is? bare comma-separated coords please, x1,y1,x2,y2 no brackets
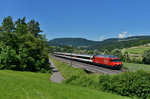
113,59,120,62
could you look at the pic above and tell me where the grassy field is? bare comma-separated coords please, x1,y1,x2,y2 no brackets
124,43,150,55
126,47,150,54
123,62,150,71
0,70,131,99
122,45,150,62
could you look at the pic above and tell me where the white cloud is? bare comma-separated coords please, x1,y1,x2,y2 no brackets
128,34,133,37
123,31,127,34
118,31,127,38
139,34,144,36
99,36,104,41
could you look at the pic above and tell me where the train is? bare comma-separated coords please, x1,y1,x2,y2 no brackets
54,52,122,69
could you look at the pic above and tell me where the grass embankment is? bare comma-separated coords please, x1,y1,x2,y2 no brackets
0,70,130,99
123,62,150,72
50,56,100,88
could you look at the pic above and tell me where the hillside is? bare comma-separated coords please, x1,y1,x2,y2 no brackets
48,38,100,47
122,43,150,62
48,36,150,50
0,70,130,99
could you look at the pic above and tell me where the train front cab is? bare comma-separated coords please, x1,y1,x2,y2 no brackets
109,58,122,69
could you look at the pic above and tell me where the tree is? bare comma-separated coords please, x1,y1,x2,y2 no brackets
0,16,15,32
27,20,42,37
110,49,122,56
104,49,109,54
124,51,129,62
93,50,99,55
142,49,150,64
87,50,93,54
0,17,19,53
0,16,50,72
62,45,74,53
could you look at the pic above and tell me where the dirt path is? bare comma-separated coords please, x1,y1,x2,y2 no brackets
49,59,64,83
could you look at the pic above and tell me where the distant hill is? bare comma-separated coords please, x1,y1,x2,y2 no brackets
48,38,100,47
48,36,150,51
88,36,150,51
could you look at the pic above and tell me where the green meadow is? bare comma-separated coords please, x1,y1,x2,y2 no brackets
123,62,150,72
0,70,131,99
126,47,150,54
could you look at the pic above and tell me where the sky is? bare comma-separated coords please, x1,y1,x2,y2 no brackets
0,0,150,41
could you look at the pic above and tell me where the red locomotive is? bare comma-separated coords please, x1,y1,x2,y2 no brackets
54,52,122,69
92,55,122,69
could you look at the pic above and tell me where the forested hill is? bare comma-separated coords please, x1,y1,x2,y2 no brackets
49,36,150,51
48,38,100,47
89,36,150,51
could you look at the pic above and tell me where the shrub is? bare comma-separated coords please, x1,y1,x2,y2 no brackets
98,70,150,99
65,75,98,88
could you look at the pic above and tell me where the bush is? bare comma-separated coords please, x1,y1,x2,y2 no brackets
65,75,98,88
98,70,150,99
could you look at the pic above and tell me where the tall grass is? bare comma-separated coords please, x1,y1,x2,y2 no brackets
0,70,130,99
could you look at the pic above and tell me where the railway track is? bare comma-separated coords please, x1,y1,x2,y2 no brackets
52,55,127,74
